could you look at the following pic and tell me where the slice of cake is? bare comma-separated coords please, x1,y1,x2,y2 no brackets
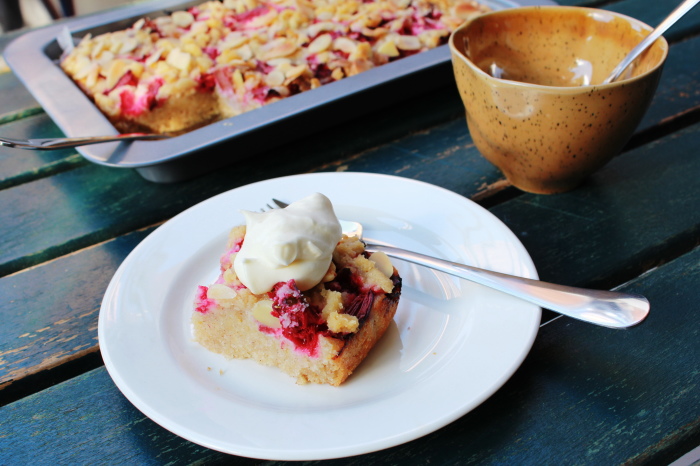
60,0,491,134
192,193,402,385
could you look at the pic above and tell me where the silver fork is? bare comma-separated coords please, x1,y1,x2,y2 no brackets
270,199,649,329
0,133,170,150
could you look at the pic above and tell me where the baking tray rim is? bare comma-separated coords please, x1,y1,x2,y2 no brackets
3,0,554,170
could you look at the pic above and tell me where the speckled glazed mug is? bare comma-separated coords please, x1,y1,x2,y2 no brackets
449,6,668,194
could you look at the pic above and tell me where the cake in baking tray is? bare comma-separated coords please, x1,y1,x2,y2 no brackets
60,0,490,134
191,193,402,385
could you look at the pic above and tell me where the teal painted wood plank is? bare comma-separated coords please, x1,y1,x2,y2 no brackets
490,120,700,290
637,32,700,133
0,70,40,125
340,246,700,466
0,113,86,189
0,228,151,402
606,0,700,42
0,368,253,465
1,245,697,465
2,101,699,436
0,82,478,278
5,17,700,277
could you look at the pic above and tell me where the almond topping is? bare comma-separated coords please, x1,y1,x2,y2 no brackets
119,37,138,54
369,251,394,277
259,38,298,60
265,69,285,86
333,37,356,54
207,284,238,300
395,35,422,51
171,11,195,28
252,300,281,328
165,47,192,71
307,33,332,54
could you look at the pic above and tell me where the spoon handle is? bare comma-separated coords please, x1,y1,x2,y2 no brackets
603,0,700,84
366,243,650,328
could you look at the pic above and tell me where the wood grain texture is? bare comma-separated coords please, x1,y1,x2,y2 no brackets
0,113,86,189
0,0,699,463
4,18,700,277
491,121,700,289
0,70,40,125
0,369,253,465
606,0,700,43
0,111,698,458
1,246,696,465
0,229,151,402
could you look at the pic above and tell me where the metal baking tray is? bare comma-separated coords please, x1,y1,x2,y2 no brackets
4,0,553,182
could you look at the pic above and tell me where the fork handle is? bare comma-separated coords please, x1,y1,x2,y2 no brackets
0,133,168,150
365,243,649,328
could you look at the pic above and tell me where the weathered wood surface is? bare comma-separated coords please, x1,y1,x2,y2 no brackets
1,244,697,465
2,9,700,398
1,0,699,189
0,0,699,462
3,26,700,276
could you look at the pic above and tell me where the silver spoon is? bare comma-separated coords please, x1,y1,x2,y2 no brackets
0,133,169,150
271,200,650,329
603,0,700,84
366,242,649,329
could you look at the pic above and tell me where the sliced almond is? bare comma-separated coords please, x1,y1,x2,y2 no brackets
85,66,99,88
166,47,192,71
207,283,238,300
248,8,277,28
333,37,356,54
171,10,195,28
454,2,482,19
105,59,128,89
259,38,297,60
236,44,253,61
395,35,422,51
119,37,138,54
284,64,308,81
369,251,394,277
144,49,163,67
264,69,285,86
307,33,332,54
252,300,281,328
220,34,249,50
307,21,336,37
72,55,94,79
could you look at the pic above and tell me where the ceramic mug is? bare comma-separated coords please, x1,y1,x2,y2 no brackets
449,6,668,194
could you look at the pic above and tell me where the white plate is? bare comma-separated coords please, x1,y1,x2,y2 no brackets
98,172,541,460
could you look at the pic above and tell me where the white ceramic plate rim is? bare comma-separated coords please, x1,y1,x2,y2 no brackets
98,172,541,460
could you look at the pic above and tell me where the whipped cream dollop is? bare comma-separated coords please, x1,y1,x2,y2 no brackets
233,193,343,295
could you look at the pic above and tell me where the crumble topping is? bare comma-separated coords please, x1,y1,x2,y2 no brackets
61,0,490,133
193,229,395,356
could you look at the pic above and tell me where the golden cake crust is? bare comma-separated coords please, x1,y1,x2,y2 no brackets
60,0,490,134
192,228,402,386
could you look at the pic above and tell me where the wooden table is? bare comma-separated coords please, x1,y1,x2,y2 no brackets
1,0,699,463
